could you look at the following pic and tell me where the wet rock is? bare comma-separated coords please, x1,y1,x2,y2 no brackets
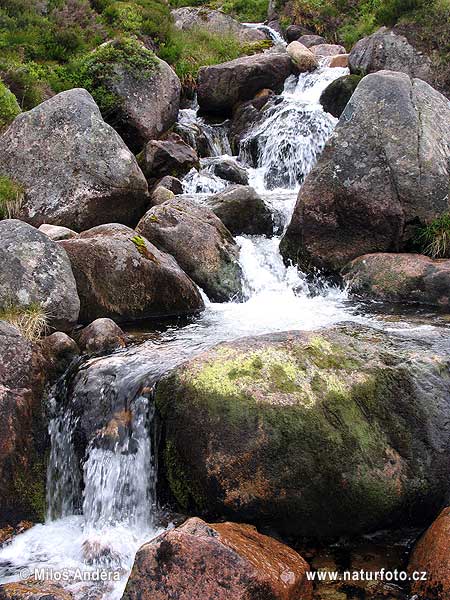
209,157,249,185
319,74,361,118
0,322,48,524
349,27,432,82
287,41,318,71
0,521,33,545
197,52,293,115
78,318,126,354
342,253,450,311
286,27,316,43
328,54,349,68
206,185,273,236
89,39,181,152
297,34,326,47
38,224,79,241
136,198,243,302
156,324,450,539
150,186,175,206
42,332,80,375
0,580,73,599
155,175,183,195
408,507,450,600
171,7,268,43
0,220,80,332
123,517,313,600
60,223,204,323
281,71,450,273
139,133,199,182
310,43,346,57
0,89,149,232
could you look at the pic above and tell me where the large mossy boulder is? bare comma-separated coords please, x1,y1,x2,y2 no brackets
60,223,204,323
0,220,80,332
197,52,293,115
123,518,313,600
136,198,243,302
0,322,48,525
349,27,432,82
77,38,181,152
342,253,450,311
281,71,450,273
0,89,149,232
156,324,450,540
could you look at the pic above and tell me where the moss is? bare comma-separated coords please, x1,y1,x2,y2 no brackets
0,80,20,131
12,459,46,522
164,439,206,511
0,175,24,219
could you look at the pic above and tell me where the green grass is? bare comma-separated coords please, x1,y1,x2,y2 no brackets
159,27,257,91
417,213,450,259
0,302,49,341
0,79,20,130
0,175,24,219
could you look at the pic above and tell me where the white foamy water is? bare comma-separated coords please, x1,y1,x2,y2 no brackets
0,61,364,600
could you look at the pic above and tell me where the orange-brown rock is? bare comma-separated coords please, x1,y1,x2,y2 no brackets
123,517,313,600
0,579,73,599
328,54,349,67
408,507,450,600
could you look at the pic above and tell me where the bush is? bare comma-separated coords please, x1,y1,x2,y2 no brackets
0,175,24,219
0,80,20,130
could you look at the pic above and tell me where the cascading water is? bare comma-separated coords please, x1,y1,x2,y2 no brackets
0,59,370,599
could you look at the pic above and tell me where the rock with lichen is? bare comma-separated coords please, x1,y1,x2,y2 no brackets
156,324,450,540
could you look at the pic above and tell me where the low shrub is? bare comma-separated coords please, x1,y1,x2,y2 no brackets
417,213,450,259
0,80,20,130
0,175,24,219
0,302,49,341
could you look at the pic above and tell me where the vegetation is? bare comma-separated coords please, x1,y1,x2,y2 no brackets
0,79,20,130
0,175,24,219
0,302,49,341
417,213,450,259
169,0,269,22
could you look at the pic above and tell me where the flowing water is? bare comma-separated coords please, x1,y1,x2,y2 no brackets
0,57,433,599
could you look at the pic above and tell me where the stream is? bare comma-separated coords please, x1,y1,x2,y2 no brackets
0,43,444,600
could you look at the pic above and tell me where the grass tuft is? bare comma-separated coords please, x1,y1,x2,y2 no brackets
0,175,25,219
0,302,49,341
417,213,450,259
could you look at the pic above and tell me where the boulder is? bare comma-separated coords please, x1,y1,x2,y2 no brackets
171,7,267,43
285,27,315,43
0,580,73,599
310,43,346,57
155,175,183,195
281,71,450,273
0,322,48,524
206,185,273,236
197,52,293,115
349,27,432,82
328,54,349,68
319,74,361,118
86,39,181,152
0,220,80,332
287,41,318,71
342,253,450,311
408,507,450,600
297,34,326,47
0,89,149,231
78,318,126,354
151,186,175,206
136,198,243,302
156,324,450,539
60,224,204,323
123,518,313,600
139,133,199,182
38,224,79,241
209,157,249,185
42,332,80,376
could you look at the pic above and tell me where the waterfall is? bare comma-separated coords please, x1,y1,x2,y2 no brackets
0,60,363,600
